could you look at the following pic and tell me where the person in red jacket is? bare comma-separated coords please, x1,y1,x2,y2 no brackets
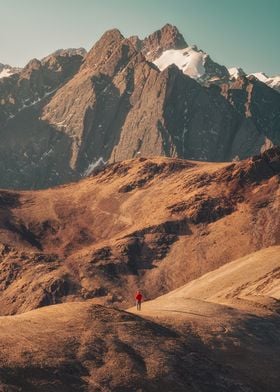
135,290,143,311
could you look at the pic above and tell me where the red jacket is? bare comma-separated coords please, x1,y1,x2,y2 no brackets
135,293,143,301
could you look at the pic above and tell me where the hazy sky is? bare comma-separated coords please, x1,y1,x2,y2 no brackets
0,0,279,75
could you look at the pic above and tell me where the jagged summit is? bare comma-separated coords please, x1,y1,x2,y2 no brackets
248,71,280,92
0,63,21,79
228,66,246,79
142,23,188,60
83,28,125,69
127,24,187,62
0,24,279,189
42,47,87,62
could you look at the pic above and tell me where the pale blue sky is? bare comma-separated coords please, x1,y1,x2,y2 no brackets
0,0,279,75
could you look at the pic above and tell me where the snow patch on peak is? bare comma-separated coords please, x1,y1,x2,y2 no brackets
228,67,245,79
268,76,280,88
0,67,14,79
248,72,280,92
249,72,269,83
83,157,106,176
153,47,206,79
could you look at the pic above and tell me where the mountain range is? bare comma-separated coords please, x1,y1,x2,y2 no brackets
0,24,279,190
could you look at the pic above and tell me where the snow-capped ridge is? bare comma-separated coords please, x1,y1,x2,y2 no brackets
153,46,206,79
228,67,246,79
248,72,280,92
0,68,13,79
268,76,280,89
83,157,106,176
0,63,22,79
249,72,269,83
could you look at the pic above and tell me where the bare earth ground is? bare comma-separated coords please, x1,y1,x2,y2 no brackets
129,247,280,392
0,302,257,392
0,150,279,391
0,247,279,391
0,149,279,314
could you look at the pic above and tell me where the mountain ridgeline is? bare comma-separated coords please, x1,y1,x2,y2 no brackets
0,24,279,189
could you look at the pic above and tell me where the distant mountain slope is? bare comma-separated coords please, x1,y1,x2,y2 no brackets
0,63,21,79
249,72,280,92
141,246,280,310
0,24,279,189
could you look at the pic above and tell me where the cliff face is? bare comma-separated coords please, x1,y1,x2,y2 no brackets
0,24,279,189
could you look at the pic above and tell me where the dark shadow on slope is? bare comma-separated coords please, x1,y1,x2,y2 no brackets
76,70,134,173
188,306,280,392
0,97,78,190
4,220,42,250
0,364,88,392
0,191,42,250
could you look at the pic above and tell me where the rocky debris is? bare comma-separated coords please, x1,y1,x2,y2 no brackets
216,147,280,185
118,160,194,193
184,172,215,191
167,194,236,224
169,147,280,224
36,277,72,307
188,195,235,224
97,162,132,182
0,248,75,315
118,162,166,192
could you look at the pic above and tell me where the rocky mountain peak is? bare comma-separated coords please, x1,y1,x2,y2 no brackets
128,35,142,51
0,25,280,190
97,28,124,45
142,24,188,61
228,67,246,80
160,23,187,43
83,29,124,68
42,48,87,62
248,72,280,93
0,63,21,79
24,58,42,71
20,58,42,80
0,63,12,73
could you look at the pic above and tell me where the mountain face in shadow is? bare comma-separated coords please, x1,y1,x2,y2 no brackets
0,24,279,189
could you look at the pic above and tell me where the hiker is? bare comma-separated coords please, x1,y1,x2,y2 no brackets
135,290,143,311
